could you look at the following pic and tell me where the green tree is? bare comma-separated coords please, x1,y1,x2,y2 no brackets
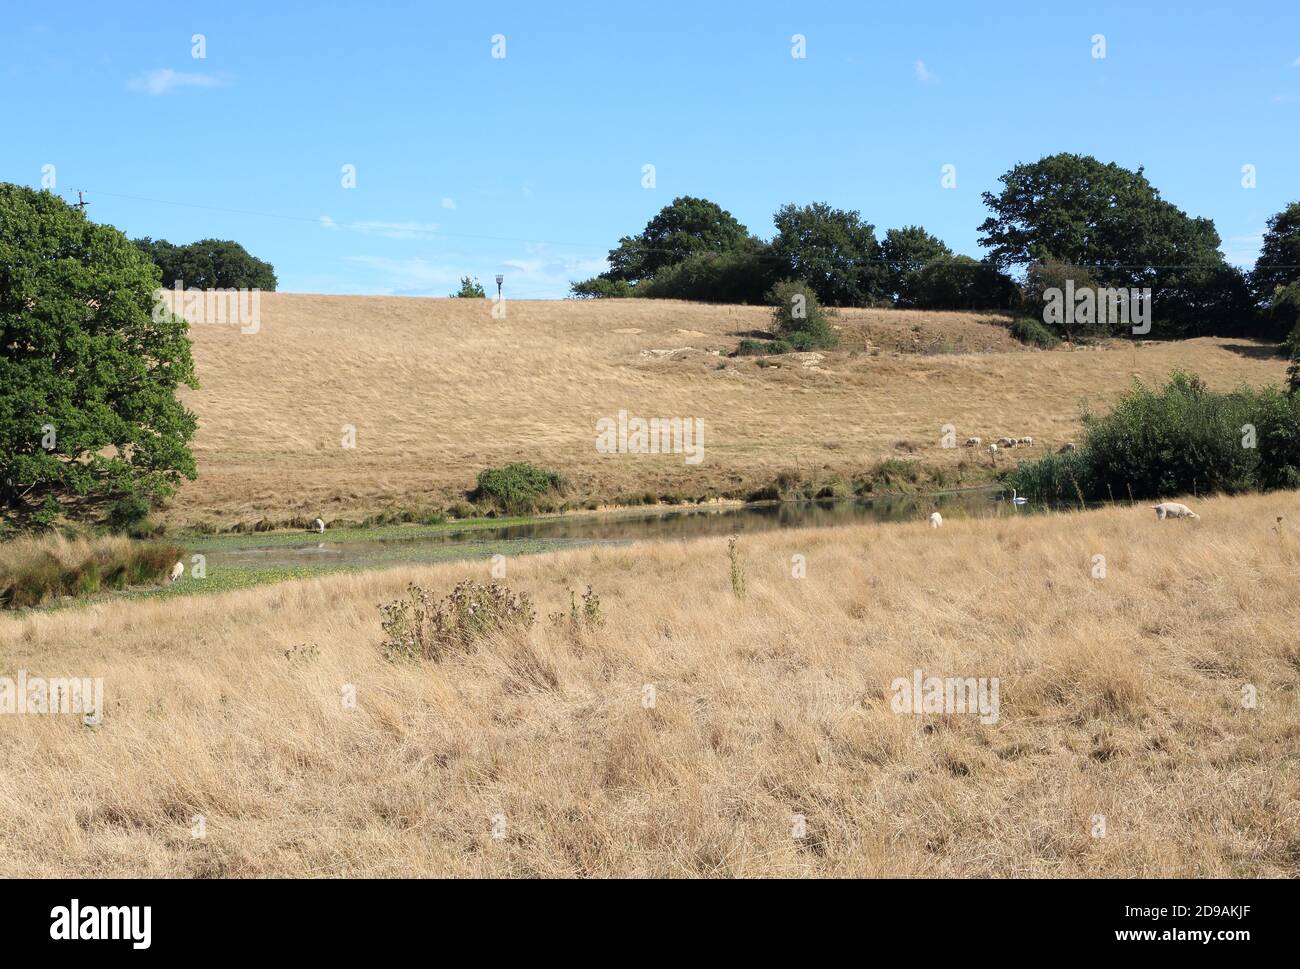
134,237,278,290
880,226,952,304
905,255,1019,312
770,202,885,306
1251,202,1300,305
449,276,486,298
600,196,751,283
1,184,198,519
978,154,1235,333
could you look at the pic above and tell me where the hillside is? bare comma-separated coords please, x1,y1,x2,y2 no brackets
170,294,1290,526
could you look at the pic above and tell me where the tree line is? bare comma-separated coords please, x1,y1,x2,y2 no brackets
572,153,1300,344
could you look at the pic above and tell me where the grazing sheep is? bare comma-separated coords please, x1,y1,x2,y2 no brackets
1018,436,1033,447
1153,502,1200,521
929,512,943,528
987,443,998,455
996,437,1016,448
1059,442,1077,452
963,437,981,448
313,518,326,533
169,561,184,583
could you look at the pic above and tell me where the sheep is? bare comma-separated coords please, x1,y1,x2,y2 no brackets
1152,502,1200,521
1059,442,1077,452
929,512,943,528
1018,436,1033,447
996,437,1016,448
987,443,998,455
169,561,184,583
963,437,981,448
313,518,326,533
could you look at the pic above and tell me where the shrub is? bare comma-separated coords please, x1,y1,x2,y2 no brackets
635,245,781,304
1008,316,1061,349
904,255,1019,311
469,463,564,514
379,580,536,662
1008,371,1300,500
735,338,790,357
449,276,487,299
569,276,637,299
768,280,837,349
1022,259,1109,341
1283,318,1300,394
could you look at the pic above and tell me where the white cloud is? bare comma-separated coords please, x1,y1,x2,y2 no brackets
1292,56,1300,67
914,59,936,83
318,219,439,239
349,221,439,240
127,68,227,95
440,197,456,210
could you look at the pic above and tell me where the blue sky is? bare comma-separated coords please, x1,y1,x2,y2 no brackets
3,0,1297,297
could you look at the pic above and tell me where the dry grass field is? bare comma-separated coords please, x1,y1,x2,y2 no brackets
169,294,1289,526
2,491,1297,877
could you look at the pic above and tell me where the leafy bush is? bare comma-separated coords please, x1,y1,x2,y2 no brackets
469,463,564,514
0,533,183,609
1008,316,1061,349
106,495,152,534
379,580,536,662
735,338,790,356
768,280,836,349
903,255,1019,311
1008,371,1300,501
449,276,486,298
570,277,636,299
635,245,780,304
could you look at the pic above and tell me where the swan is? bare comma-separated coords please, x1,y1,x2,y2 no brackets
1011,489,1027,506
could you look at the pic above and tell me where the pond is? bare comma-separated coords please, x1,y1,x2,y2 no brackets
199,487,1067,577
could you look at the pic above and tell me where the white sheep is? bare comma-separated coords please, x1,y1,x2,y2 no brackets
1059,442,1077,452
987,443,998,455
169,561,184,583
1153,502,1200,521
996,437,1016,448
929,512,943,528
313,518,326,533
1018,436,1034,447
963,437,981,448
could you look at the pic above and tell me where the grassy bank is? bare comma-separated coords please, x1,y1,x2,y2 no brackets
2,489,1296,876
0,534,184,610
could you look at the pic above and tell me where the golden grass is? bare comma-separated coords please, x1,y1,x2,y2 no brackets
170,294,1288,525
3,490,1297,877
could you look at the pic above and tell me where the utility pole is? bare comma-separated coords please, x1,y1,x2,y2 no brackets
495,274,504,300
73,190,90,213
